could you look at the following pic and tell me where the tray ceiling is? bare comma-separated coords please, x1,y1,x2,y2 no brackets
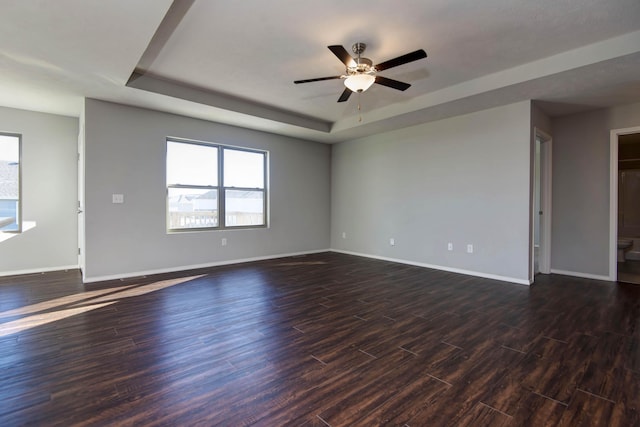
1,0,640,142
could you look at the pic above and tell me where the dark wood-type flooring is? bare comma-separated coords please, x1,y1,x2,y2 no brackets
1,252,639,426
618,259,640,285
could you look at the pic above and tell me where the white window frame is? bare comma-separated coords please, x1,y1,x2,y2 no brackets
166,138,267,232
0,132,21,233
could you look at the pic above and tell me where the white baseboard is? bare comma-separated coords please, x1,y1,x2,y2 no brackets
82,249,330,284
8,255,612,287
549,269,612,282
0,264,79,278
330,249,531,286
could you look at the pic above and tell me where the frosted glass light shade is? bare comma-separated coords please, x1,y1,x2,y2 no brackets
344,74,375,92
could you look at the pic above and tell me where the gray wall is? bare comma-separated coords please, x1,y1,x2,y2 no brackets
531,103,552,136
0,106,78,275
551,101,640,277
331,101,532,283
9,94,632,283
83,99,331,281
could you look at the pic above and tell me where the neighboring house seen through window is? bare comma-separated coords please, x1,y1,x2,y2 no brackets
0,133,21,233
166,138,267,231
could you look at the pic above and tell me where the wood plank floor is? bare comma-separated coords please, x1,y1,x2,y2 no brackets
1,252,639,426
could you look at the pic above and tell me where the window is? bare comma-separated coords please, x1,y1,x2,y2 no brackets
166,138,267,231
0,133,21,233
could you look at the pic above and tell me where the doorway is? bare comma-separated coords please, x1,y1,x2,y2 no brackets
610,128,640,284
77,118,85,279
532,128,552,281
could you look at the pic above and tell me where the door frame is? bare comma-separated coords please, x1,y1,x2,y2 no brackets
531,127,552,281
609,125,640,281
77,115,85,279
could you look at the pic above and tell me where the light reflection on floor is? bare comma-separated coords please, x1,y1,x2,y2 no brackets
0,274,205,337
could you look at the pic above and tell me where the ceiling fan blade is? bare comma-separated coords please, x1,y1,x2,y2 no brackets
328,45,356,67
337,88,352,102
374,76,411,91
375,49,427,71
294,76,342,84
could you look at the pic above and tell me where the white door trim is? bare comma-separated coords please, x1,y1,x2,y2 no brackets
531,127,552,280
609,125,640,281
539,128,552,275
77,115,86,279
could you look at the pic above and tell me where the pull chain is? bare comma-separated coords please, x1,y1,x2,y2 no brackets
357,91,362,123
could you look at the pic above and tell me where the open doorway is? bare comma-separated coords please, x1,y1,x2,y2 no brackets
532,128,552,281
77,117,85,279
610,129,640,285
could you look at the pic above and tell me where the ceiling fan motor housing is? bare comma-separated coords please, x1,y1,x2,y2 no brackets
348,43,375,75
348,57,374,76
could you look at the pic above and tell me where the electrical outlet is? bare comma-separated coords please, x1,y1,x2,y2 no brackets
112,194,124,204
221,238,227,246
447,242,453,251
390,238,395,246
467,244,473,253
342,232,346,239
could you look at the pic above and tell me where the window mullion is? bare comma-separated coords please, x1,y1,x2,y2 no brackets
219,146,225,228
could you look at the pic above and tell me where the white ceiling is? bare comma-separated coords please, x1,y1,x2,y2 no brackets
1,0,640,143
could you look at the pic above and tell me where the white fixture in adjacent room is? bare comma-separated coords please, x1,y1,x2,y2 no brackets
618,238,632,262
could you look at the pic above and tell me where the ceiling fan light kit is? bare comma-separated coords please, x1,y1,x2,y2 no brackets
294,42,427,103
344,42,376,92
344,73,375,92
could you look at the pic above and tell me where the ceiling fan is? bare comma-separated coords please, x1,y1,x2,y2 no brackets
294,43,427,102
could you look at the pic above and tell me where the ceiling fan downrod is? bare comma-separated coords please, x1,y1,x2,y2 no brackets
352,42,366,57
349,43,374,74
